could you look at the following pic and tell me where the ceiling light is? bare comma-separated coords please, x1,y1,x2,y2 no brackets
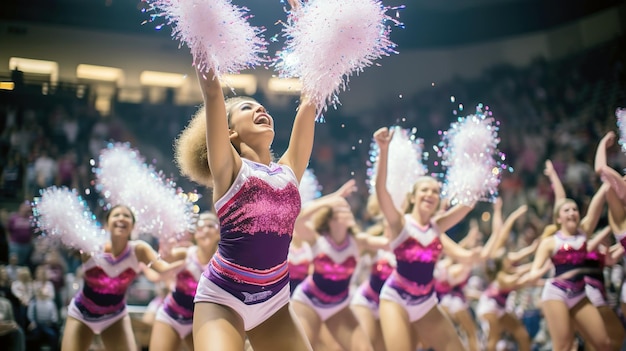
76,64,123,82
267,78,301,94
140,70,186,88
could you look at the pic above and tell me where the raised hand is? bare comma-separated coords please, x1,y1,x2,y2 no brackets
373,127,394,149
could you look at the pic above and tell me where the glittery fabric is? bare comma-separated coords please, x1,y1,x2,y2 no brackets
550,232,588,293
288,242,313,282
368,250,395,295
484,283,513,308
75,242,141,317
163,246,208,320
391,215,443,285
205,159,301,304
301,235,359,305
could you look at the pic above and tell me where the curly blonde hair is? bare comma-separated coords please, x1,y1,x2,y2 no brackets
174,97,259,188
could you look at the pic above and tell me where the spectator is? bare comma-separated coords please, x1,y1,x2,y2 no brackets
6,202,34,268
32,265,54,301
10,267,33,329
0,295,25,351
27,287,59,351
42,250,66,312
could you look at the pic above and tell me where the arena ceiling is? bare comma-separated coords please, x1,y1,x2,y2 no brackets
0,0,620,49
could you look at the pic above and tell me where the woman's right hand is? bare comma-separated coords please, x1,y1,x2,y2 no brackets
195,68,221,99
373,127,394,149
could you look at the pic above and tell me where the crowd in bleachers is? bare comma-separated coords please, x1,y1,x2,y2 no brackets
0,36,624,350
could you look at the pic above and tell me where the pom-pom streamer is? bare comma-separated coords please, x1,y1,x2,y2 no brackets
440,108,508,205
95,143,195,246
368,126,427,210
275,0,401,116
144,0,268,76
299,168,322,206
32,187,107,255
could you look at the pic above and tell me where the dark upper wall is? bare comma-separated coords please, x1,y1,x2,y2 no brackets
0,0,623,50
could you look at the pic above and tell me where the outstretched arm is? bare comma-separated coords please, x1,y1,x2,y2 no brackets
294,179,356,243
196,69,240,201
544,159,566,202
580,183,608,236
135,241,185,275
491,197,503,237
279,96,317,181
373,127,404,240
594,131,616,175
587,226,612,252
507,239,539,264
492,204,528,256
528,236,555,282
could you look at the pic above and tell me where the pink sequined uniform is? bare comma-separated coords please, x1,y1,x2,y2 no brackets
74,242,141,320
383,215,443,304
288,241,313,295
299,235,359,307
355,250,395,305
163,246,208,322
549,232,588,294
204,159,301,304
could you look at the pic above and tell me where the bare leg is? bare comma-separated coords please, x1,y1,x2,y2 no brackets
60,316,95,351
454,309,480,351
193,302,246,351
148,320,181,351
413,306,465,351
379,300,413,351
571,300,612,351
479,313,502,351
247,303,313,351
100,315,137,351
500,313,531,351
325,307,374,351
351,305,385,351
542,300,575,351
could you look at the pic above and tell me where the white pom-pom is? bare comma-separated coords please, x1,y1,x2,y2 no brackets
299,168,322,206
441,109,507,205
32,187,107,255
276,0,399,116
95,143,195,246
368,126,427,210
145,0,267,75
616,108,626,153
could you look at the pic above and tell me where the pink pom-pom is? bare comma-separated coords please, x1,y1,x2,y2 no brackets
299,168,322,206
145,0,267,75
276,0,399,116
441,109,507,205
368,126,427,210
94,143,195,246
32,187,107,255
616,108,626,153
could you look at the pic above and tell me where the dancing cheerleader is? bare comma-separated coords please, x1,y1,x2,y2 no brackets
350,195,395,351
434,220,484,351
594,131,626,349
528,182,612,351
583,226,625,350
60,205,185,351
148,212,220,351
177,68,316,350
372,127,504,351
475,204,536,351
289,236,314,296
291,182,389,351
